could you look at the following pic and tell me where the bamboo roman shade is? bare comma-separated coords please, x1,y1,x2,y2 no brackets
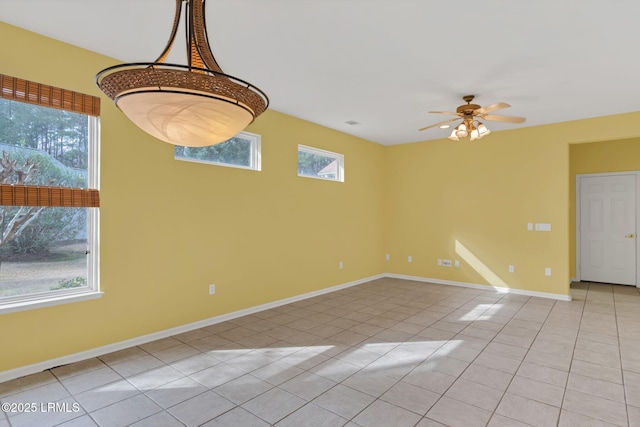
0,74,100,116
0,74,100,208
0,184,99,207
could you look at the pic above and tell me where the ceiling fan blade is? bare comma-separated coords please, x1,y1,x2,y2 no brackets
428,111,461,115
418,117,461,131
481,114,526,124
474,102,510,115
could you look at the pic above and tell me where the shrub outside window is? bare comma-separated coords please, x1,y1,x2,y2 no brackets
298,145,344,182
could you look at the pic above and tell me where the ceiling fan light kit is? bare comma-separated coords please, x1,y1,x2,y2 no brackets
96,0,268,147
421,95,525,142
449,120,491,141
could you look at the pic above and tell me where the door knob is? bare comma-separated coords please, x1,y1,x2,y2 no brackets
625,234,635,238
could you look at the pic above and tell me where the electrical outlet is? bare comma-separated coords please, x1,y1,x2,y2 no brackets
442,259,452,267
437,259,442,266
209,284,216,295
385,254,390,261
408,256,412,263
527,223,533,231
454,260,460,268
545,267,552,276
339,261,343,269
509,265,515,273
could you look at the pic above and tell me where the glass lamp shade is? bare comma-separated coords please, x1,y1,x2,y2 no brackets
470,129,479,141
455,127,468,138
477,123,491,138
116,91,253,147
448,129,459,141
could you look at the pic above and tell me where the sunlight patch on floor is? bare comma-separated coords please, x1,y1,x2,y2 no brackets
458,303,499,321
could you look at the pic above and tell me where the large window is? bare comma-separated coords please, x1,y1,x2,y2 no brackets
174,131,261,171
298,145,344,182
0,75,100,312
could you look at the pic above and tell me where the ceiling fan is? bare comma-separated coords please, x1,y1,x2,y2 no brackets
419,95,526,141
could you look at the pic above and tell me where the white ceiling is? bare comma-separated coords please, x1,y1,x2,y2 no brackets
2,0,639,145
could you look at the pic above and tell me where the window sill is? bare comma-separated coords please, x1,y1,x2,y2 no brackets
0,291,104,314
297,174,344,183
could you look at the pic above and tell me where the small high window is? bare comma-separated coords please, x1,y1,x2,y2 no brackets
298,145,344,182
174,131,261,171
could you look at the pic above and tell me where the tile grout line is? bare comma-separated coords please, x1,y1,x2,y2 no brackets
140,285,450,425
51,360,128,427
554,282,588,427
4,279,635,427
274,288,490,425
288,290,458,425
392,292,525,425
0,285,549,426
483,294,563,427
559,283,630,426
339,290,492,426
271,289,526,425
614,284,631,427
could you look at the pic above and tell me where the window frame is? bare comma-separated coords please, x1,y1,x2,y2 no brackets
297,144,345,182
174,131,262,171
0,89,101,314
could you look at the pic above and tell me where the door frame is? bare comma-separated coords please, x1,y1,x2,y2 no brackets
576,171,640,286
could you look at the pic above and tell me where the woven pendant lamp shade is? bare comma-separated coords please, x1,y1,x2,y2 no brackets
96,0,268,147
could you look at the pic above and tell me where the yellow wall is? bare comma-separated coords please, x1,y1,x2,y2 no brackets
384,128,570,295
569,137,640,277
384,117,640,297
0,23,385,372
3,21,640,374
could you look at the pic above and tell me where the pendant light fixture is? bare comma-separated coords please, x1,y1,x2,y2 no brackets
96,0,268,147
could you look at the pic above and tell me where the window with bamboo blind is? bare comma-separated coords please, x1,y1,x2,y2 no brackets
0,74,100,208
0,74,101,312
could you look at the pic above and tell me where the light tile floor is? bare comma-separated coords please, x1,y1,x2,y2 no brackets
1,278,639,426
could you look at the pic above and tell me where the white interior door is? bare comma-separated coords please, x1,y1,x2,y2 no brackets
579,174,636,285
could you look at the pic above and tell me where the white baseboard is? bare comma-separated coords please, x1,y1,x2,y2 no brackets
385,273,572,302
0,274,384,383
1,271,571,383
